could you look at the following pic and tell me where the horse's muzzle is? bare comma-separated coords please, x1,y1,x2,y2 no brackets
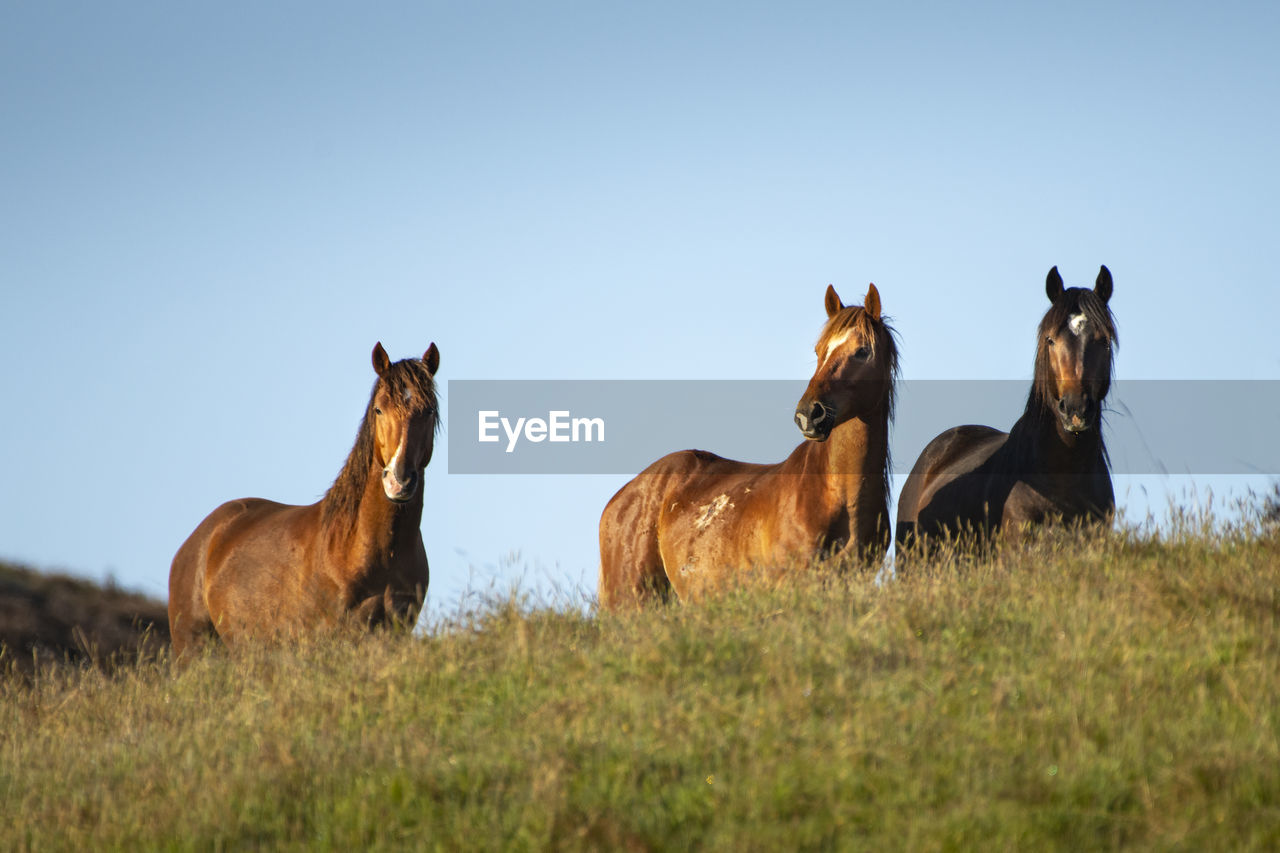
794,400,833,441
1056,394,1095,433
382,468,419,502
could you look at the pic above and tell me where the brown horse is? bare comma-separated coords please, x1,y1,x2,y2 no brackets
895,266,1116,559
168,342,440,659
598,283,899,609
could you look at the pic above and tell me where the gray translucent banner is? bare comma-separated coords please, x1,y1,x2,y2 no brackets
447,380,1280,476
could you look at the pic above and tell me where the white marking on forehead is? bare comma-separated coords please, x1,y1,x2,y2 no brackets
1068,313,1087,336
823,330,853,361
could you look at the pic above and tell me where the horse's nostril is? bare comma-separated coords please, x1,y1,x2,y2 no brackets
1057,398,1067,414
809,402,827,422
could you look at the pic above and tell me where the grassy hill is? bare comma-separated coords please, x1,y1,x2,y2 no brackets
0,561,168,676
1,521,1278,849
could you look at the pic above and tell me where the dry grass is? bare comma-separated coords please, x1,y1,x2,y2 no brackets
1,518,1278,850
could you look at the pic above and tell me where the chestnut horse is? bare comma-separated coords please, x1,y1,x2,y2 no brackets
598,283,899,609
895,266,1116,560
168,342,440,659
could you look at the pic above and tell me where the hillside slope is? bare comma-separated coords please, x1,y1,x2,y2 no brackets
2,525,1278,849
0,561,168,675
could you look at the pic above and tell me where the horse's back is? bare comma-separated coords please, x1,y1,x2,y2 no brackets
895,425,1008,551
896,422,1115,554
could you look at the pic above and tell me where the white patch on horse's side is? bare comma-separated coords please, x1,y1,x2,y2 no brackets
1068,313,1087,336
695,494,734,530
823,330,852,362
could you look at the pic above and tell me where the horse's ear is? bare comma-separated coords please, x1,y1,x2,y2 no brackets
372,342,391,376
1045,266,1064,303
422,342,440,376
1094,265,1113,304
863,283,881,321
824,284,843,318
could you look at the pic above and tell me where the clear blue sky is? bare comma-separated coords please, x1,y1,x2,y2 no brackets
3,2,1277,614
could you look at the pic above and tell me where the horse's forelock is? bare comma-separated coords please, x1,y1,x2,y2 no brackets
1038,288,1118,351
377,358,439,416
818,305,894,360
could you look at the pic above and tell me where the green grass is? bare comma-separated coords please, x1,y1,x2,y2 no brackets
2,521,1279,850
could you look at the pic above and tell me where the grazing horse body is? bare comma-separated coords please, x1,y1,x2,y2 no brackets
599,284,899,609
168,343,440,659
896,266,1117,557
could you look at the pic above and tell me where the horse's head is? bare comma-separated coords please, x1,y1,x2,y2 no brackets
794,283,898,441
1036,266,1116,435
370,342,441,502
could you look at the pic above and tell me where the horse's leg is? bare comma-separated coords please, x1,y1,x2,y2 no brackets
893,474,925,578
168,529,218,667
169,615,218,668
169,501,257,666
598,480,671,611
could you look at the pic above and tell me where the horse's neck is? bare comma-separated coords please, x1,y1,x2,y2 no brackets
1011,402,1105,474
330,471,424,567
792,411,889,513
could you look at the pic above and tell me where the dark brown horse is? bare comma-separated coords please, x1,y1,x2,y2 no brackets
599,284,899,609
895,266,1117,559
168,342,440,659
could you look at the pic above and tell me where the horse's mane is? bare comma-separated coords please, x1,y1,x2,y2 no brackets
322,357,439,529
816,303,901,496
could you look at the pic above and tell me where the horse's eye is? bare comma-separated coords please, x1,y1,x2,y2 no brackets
1046,337,1055,347
374,407,383,416
854,346,871,361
